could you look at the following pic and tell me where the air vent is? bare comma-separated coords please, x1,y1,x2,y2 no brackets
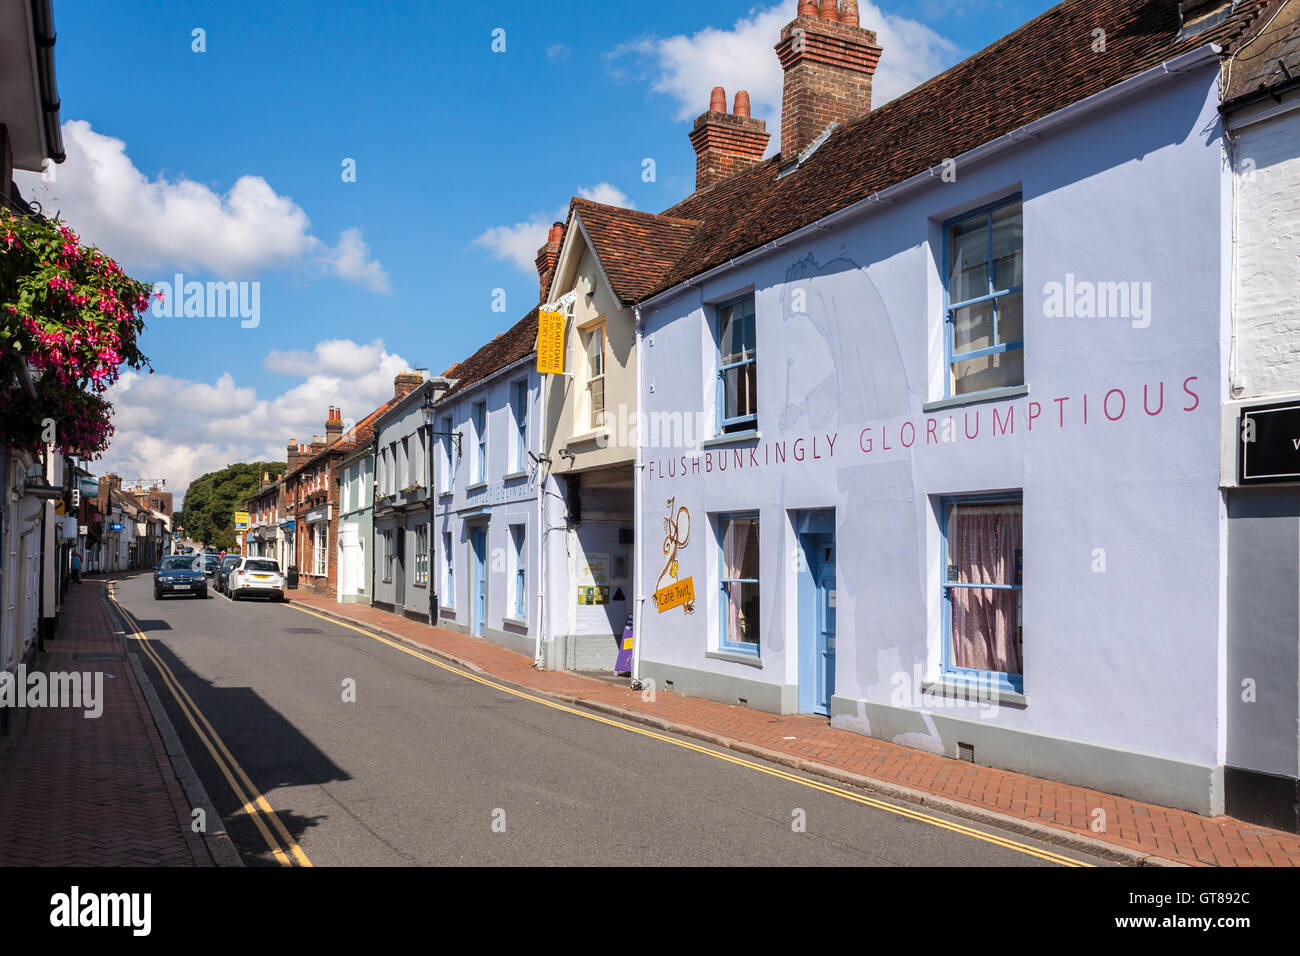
957,742,975,763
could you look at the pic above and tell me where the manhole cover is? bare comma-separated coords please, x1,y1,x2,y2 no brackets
284,628,323,635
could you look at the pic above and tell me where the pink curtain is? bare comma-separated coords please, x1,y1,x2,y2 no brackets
723,519,754,643
950,504,1022,675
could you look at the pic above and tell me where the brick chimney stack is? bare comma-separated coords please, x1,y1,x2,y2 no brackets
393,370,424,401
325,405,344,444
775,0,881,160
535,221,565,303
286,439,305,472
689,87,771,191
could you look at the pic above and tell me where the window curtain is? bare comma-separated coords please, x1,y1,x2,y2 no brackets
722,519,753,643
950,503,1022,675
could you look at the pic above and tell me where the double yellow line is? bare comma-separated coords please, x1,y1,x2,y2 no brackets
109,585,311,867
285,602,1091,867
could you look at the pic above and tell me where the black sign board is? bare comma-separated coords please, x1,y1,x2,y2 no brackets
1239,402,1300,484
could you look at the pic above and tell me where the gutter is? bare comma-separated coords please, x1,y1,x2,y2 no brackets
30,0,64,164
636,42,1225,311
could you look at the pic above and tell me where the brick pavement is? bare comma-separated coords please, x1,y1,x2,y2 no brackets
288,588,1300,867
0,576,217,866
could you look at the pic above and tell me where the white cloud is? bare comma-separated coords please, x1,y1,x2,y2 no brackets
606,3,962,148
546,43,570,61
473,183,634,274
14,120,389,292
97,338,412,507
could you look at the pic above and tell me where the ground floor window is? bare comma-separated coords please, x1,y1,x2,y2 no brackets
942,496,1023,691
510,524,526,619
313,524,327,576
383,530,394,583
442,532,454,606
717,513,760,655
414,525,429,585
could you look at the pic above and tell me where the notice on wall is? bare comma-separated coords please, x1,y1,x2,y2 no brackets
578,553,609,587
234,511,250,530
577,586,610,605
537,310,566,375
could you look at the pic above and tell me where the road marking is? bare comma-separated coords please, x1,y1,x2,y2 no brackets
285,602,1092,867
108,586,312,867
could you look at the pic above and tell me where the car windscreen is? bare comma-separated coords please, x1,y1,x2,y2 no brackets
222,556,240,568
203,556,219,568
159,556,201,571
244,560,280,573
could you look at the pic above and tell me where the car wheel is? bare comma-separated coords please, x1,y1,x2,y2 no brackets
231,589,239,601
154,590,161,600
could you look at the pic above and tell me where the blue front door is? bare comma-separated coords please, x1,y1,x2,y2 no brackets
471,527,487,637
797,516,836,715
816,543,836,715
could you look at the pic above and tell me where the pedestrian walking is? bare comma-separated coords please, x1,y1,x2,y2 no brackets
70,551,82,584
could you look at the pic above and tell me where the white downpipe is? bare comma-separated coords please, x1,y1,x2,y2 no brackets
631,304,646,689
533,374,547,668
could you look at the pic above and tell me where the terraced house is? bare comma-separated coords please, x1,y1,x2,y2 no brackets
538,0,1299,827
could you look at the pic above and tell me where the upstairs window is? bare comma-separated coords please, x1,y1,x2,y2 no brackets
512,380,528,471
945,198,1023,397
717,296,757,434
473,402,487,483
584,324,606,430
439,415,453,493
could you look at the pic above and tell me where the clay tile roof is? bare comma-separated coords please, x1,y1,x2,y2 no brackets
568,197,701,305
438,307,540,403
1223,0,1299,103
604,0,1275,299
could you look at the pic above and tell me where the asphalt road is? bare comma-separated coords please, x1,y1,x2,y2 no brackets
112,572,1111,867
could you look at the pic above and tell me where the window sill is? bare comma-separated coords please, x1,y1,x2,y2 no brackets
566,429,608,447
502,615,528,629
466,481,488,493
921,679,1028,708
922,385,1028,413
502,471,528,482
439,605,455,615
412,581,426,589
702,428,762,449
438,491,454,500
706,648,763,668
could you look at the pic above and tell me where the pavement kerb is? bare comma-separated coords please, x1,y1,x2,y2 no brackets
105,587,244,867
290,598,1187,868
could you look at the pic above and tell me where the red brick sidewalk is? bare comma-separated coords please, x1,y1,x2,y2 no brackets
287,589,1300,867
0,578,218,866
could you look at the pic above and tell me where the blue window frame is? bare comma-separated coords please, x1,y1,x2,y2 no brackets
717,512,760,655
473,401,487,483
940,494,1023,693
715,295,758,434
512,380,527,471
943,197,1023,398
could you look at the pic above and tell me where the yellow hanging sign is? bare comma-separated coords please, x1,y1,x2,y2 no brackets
537,310,566,375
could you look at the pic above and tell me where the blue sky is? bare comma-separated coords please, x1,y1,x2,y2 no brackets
25,0,1056,499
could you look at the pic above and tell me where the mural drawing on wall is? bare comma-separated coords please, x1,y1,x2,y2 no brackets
655,497,695,614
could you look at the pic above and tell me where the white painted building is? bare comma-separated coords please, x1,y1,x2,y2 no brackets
614,0,1295,821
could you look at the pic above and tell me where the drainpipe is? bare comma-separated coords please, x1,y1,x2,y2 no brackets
368,433,377,606
630,304,646,690
533,374,547,668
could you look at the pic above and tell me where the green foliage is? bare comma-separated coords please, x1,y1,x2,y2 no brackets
180,462,286,550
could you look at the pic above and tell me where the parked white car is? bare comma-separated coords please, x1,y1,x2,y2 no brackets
227,557,286,601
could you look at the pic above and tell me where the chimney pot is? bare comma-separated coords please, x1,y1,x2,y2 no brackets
733,91,752,118
800,0,819,16
839,0,860,27
709,86,727,112
547,221,564,245
819,0,839,20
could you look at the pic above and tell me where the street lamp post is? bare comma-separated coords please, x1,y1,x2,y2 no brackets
422,387,461,627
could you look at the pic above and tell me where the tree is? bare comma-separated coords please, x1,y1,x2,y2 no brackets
180,462,286,551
